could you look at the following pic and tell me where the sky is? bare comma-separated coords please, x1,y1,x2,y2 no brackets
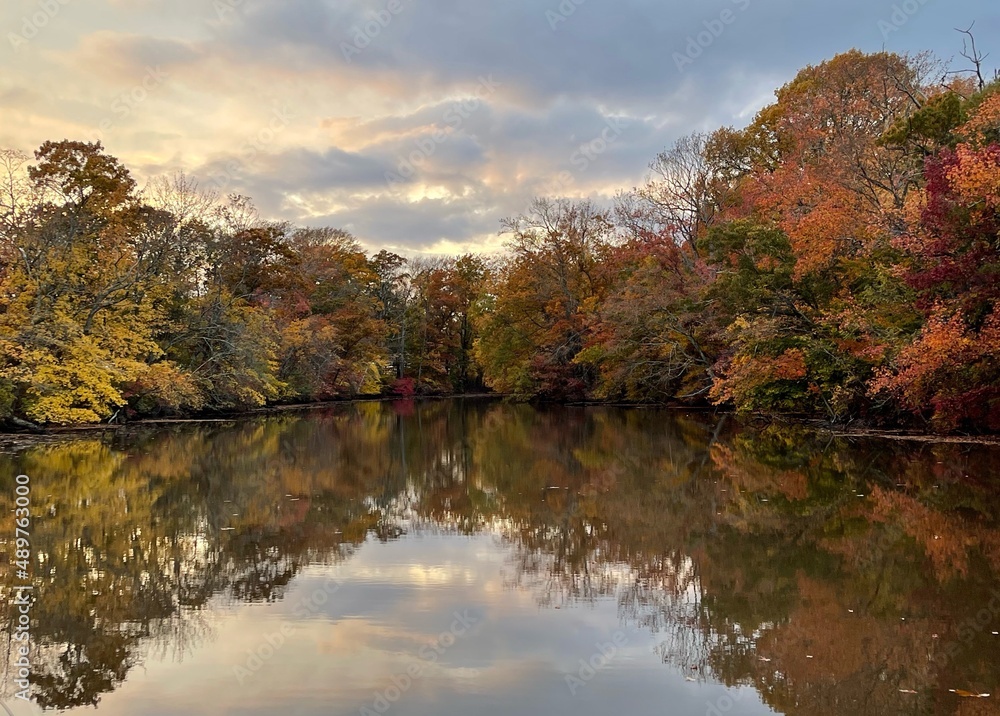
1,0,997,255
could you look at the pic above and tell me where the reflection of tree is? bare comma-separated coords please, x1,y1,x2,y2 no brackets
1,402,999,713
0,408,393,708
32,636,135,710
465,411,1000,715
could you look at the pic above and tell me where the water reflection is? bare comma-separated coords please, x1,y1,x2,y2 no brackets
0,400,998,714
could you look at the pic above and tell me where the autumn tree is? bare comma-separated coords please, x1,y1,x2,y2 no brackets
476,199,611,399
871,85,1000,431
272,227,387,399
0,141,179,424
405,255,488,394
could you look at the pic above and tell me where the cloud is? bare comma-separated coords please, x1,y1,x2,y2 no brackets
0,0,994,253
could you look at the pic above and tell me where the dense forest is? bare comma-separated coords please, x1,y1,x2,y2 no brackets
1,48,999,432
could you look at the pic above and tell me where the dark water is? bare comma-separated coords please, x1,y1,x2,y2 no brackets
1,400,999,715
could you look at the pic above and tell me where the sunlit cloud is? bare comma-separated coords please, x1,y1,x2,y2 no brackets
0,0,993,253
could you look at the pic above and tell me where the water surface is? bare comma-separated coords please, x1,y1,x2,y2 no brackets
1,400,999,715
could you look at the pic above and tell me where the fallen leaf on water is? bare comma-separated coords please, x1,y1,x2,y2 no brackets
949,690,990,698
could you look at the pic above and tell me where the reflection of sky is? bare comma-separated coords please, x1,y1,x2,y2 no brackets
24,534,773,715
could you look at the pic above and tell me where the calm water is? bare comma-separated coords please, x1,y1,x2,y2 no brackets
1,400,999,715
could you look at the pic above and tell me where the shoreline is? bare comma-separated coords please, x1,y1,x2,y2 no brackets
2,396,999,448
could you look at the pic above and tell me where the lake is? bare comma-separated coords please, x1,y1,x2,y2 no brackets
1,399,999,715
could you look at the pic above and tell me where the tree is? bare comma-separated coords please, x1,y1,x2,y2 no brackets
870,97,1000,431
0,141,178,424
637,133,724,256
477,199,611,399
273,228,387,399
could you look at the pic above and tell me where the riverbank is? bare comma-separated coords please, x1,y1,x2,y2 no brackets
3,395,1000,448
0,393,503,444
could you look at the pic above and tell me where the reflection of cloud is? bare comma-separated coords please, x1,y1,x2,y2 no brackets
75,530,773,716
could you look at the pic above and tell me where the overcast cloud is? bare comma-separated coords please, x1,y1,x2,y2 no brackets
1,0,996,253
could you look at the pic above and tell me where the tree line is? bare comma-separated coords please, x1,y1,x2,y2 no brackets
1,47,998,431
